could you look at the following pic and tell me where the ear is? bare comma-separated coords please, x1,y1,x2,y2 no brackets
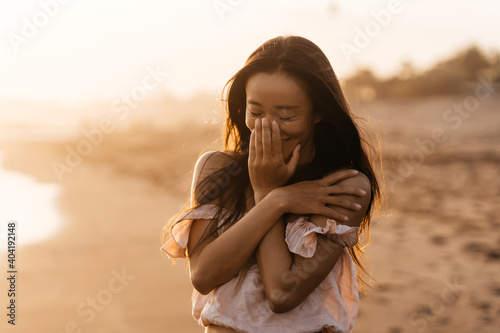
313,113,322,124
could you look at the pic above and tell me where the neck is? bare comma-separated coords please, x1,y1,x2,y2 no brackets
297,142,316,166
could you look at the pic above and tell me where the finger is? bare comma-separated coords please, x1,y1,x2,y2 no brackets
318,206,350,222
262,118,272,158
271,120,283,161
326,185,367,197
255,118,262,159
321,169,359,186
325,196,362,211
249,129,255,163
287,144,301,176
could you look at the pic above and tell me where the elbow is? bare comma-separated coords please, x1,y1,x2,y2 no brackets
190,270,216,295
267,289,299,314
192,281,212,296
269,302,295,314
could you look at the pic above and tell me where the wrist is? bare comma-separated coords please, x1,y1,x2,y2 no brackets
253,187,275,204
253,192,266,204
265,187,288,215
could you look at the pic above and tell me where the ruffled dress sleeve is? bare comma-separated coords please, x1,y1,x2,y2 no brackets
285,216,359,258
161,204,227,259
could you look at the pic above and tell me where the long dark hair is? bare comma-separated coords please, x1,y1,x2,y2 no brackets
162,35,381,293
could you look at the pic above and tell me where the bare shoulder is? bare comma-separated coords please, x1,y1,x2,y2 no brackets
194,151,239,176
335,172,372,227
338,172,372,195
192,151,242,191
336,171,372,210
310,171,372,228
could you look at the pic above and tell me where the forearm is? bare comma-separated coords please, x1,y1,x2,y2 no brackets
190,193,286,294
256,218,293,289
256,217,344,313
256,174,369,308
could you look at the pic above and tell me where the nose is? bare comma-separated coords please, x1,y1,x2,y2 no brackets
264,114,276,123
258,117,278,136
262,115,280,128
261,117,285,140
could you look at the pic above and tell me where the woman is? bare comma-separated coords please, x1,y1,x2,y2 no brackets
161,36,381,333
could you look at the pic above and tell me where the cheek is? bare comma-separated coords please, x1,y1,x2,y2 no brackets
280,122,311,137
245,116,255,130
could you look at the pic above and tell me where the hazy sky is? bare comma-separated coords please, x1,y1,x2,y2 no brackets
1,0,499,105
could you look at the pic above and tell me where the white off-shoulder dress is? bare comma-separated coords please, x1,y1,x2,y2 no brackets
161,204,360,333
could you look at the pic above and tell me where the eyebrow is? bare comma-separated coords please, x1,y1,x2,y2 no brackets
247,99,300,110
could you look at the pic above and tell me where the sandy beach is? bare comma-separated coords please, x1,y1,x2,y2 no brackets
1,95,499,333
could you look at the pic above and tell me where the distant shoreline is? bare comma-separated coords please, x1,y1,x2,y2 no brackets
0,149,64,250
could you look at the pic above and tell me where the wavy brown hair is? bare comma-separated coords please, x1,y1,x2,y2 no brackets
162,35,381,293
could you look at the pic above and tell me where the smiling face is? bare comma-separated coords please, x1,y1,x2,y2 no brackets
245,72,321,165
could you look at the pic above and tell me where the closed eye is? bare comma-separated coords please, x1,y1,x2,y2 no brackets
278,115,294,121
249,111,262,117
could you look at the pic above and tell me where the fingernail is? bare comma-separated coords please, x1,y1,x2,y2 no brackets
272,120,277,127
343,216,349,221
360,190,366,195
352,170,359,174
355,204,361,210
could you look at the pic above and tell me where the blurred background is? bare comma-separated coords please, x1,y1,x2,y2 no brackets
0,0,499,332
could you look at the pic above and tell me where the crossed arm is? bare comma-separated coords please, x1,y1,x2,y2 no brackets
186,151,368,296
186,119,371,310
250,118,372,313
255,174,372,313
